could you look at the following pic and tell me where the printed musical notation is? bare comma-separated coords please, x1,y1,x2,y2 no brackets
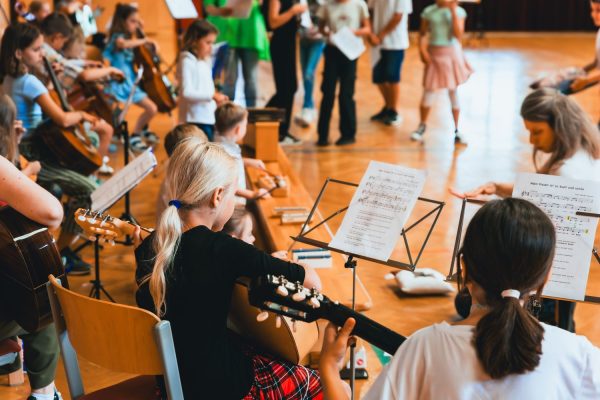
330,161,426,262
514,173,600,301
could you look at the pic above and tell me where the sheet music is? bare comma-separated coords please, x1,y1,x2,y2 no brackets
330,161,426,261
226,0,253,18
164,0,199,19
92,149,157,212
513,173,600,301
330,27,366,61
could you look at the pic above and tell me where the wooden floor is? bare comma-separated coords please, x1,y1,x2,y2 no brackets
3,32,600,398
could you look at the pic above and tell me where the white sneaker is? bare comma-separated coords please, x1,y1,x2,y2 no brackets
454,130,468,146
279,133,302,145
98,156,114,175
294,108,315,128
411,124,426,142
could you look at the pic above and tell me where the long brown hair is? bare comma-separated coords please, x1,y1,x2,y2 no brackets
0,23,42,81
182,19,218,57
459,198,556,379
521,88,600,174
108,3,138,39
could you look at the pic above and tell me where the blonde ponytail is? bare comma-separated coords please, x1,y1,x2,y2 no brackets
149,138,238,316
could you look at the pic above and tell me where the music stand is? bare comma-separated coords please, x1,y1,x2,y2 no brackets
114,67,144,237
290,177,444,399
447,199,600,304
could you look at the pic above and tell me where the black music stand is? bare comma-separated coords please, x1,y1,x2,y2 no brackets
290,177,444,399
448,199,600,304
89,233,115,301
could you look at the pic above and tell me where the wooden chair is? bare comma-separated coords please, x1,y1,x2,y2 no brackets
46,275,183,400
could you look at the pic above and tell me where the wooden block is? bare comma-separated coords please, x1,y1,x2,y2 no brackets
244,122,279,162
257,175,290,198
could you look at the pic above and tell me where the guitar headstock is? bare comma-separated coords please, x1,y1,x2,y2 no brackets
249,275,331,323
74,208,130,242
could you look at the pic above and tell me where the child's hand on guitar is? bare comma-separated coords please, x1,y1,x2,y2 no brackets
320,318,357,371
271,250,288,260
21,160,41,176
132,225,143,248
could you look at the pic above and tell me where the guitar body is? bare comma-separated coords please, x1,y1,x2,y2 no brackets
37,117,102,176
134,36,176,113
0,207,68,332
228,279,319,364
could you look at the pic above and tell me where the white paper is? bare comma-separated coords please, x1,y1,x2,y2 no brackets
299,0,312,28
330,27,365,61
370,45,381,68
164,0,199,19
226,0,253,18
513,173,600,301
330,161,426,261
92,149,157,212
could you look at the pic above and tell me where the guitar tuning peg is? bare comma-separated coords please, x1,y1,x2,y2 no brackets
292,291,306,302
109,240,116,246
77,215,86,221
89,235,97,242
310,296,320,309
281,306,289,313
256,311,269,322
276,285,289,297
275,316,282,328
292,319,297,333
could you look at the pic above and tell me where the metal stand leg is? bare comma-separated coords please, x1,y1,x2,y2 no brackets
88,236,115,302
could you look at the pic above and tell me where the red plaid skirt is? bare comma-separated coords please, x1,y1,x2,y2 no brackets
242,353,323,400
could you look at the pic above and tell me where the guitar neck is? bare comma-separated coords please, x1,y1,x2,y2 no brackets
43,56,70,112
323,302,406,355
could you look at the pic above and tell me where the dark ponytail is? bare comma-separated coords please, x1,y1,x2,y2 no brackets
460,198,555,379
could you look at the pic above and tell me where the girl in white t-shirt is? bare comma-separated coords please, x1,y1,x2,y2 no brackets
320,198,600,400
458,88,600,332
176,20,228,141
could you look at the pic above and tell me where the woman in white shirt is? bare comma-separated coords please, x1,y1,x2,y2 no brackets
319,198,600,400
176,20,228,141
458,88,600,332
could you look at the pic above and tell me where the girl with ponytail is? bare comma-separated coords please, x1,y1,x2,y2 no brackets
319,199,600,399
456,88,600,332
134,137,323,399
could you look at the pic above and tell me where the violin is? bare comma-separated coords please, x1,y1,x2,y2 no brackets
133,27,177,114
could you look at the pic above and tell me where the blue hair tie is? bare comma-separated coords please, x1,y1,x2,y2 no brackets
168,200,182,209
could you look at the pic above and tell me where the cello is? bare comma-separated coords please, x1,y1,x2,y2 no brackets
133,27,177,113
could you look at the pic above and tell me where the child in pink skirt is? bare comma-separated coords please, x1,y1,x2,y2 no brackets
411,0,472,145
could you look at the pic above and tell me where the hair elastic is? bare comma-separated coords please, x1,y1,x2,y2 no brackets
168,200,182,209
501,289,520,299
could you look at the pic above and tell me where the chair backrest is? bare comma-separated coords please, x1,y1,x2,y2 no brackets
47,275,183,399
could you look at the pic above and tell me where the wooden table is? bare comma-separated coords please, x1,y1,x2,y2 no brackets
245,147,372,312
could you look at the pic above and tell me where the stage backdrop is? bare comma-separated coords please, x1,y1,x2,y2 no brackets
409,0,596,32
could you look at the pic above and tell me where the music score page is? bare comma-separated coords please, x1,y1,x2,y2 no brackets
513,173,600,301
330,161,426,261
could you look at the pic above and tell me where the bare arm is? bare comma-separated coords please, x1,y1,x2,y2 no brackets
205,5,233,16
301,264,322,290
115,37,148,50
376,12,403,39
354,17,371,37
0,156,63,228
418,19,431,63
79,66,124,82
269,0,306,30
449,5,465,41
37,93,95,128
583,59,597,72
458,182,514,199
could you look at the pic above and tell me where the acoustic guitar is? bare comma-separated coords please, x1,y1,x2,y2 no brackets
38,56,102,176
0,207,68,333
249,275,407,355
74,209,320,364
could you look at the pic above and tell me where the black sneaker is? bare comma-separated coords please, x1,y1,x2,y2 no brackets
141,130,160,144
370,107,389,121
335,137,356,146
129,134,150,153
383,111,403,126
61,248,91,276
316,139,329,147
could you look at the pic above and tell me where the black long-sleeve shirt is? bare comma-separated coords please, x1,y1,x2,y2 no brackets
135,225,305,399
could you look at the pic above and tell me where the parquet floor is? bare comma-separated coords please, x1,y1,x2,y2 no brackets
2,29,600,399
